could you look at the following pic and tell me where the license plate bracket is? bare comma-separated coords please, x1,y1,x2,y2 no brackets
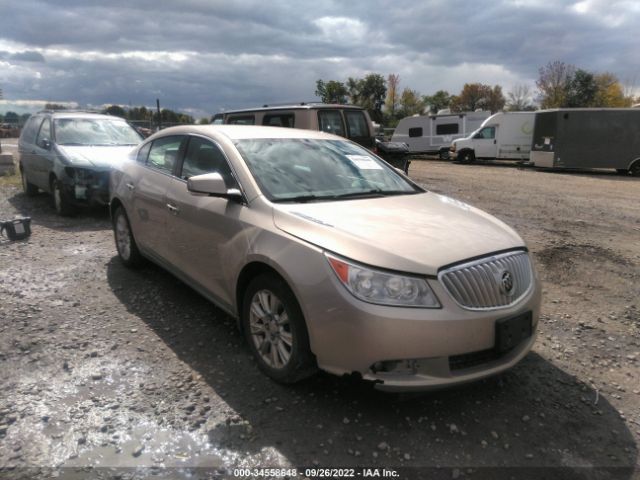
495,311,532,353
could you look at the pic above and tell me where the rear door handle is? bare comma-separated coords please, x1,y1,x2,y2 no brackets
126,183,135,191
166,203,179,214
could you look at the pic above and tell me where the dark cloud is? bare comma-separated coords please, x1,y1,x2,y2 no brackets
0,0,638,117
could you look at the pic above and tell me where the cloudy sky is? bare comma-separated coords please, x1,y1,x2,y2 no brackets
0,0,639,118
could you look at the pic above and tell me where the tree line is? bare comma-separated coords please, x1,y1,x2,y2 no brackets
315,61,636,127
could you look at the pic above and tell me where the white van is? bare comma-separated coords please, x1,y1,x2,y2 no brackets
391,111,491,159
450,111,536,163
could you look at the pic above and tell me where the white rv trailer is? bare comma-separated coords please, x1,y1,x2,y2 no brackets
450,111,536,163
391,110,491,158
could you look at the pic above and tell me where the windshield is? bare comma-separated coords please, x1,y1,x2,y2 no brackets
54,118,143,146
234,138,421,202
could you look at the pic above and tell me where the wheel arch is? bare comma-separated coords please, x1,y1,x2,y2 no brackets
628,157,640,175
235,261,291,332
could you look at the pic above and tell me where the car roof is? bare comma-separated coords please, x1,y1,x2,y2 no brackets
39,111,127,120
221,103,366,114
153,124,343,141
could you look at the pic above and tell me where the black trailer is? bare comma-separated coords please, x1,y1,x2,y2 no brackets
530,108,640,176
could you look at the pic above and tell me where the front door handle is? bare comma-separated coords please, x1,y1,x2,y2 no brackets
166,203,179,215
126,183,135,191
493,139,496,144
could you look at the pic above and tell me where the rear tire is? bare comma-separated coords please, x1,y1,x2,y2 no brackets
439,149,450,160
21,166,38,196
242,273,316,384
52,178,77,216
113,206,143,268
630,161,640,177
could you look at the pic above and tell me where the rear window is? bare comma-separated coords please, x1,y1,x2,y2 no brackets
263,114,295,128
345,111,369,138
436,123,459,135
147,135,183,174
227,115,255,125
317,110,345,137
409,127,422,138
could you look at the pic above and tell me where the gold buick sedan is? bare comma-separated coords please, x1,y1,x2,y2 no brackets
109,125,540,391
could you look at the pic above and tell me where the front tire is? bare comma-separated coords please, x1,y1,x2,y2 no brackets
439,149,450,160
113,206,143,268
242,273,316,384
458,150,475,164
630,161,640,177
52,178,77,216
21,166,38,196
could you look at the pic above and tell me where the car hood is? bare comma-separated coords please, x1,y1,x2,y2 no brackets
272,192,525,276
57,145,136,168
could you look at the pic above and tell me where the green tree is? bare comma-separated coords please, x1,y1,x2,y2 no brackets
346,73,387,122
450,83,504,112
398,88,424,117
197,117,210,125
423,90,452,114
103,105,127,118
44,103,67,110
315,79,348,104
536,61,575,108
564,69,598,107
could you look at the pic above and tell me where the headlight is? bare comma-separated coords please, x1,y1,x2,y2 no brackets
325,253,440,308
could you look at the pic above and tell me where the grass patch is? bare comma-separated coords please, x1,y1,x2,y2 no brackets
0,171,21,188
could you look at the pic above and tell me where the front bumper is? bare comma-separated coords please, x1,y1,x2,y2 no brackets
293,253,541,391
61,168,110,206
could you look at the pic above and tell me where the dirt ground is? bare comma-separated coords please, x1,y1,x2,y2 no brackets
0,149,639,479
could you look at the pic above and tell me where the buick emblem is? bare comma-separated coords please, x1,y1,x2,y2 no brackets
500,271,514,294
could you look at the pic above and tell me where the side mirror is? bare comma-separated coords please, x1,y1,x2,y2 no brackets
39,138,52,150
187,172,242,200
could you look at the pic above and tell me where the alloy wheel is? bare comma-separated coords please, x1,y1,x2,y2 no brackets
249,289,293,369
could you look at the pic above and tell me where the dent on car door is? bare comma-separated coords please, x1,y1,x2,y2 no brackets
131,135,185,258
165,136,247,309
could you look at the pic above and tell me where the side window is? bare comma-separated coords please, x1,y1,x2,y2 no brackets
318,110,345,137
263,114,295,128
408,127,422,138
211,114,224,124
345,111,369,138
227,115,255,125
477,127,496,139
436,123,459,135
147,136,183,174
136,142,152,163
35,117,51,146
21,117,43,144
180,137,235,188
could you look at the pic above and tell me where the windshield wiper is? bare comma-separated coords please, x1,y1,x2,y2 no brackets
332,189,415,199
273,194,327,203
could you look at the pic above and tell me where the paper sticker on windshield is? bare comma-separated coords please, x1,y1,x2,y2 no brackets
346,155,383,170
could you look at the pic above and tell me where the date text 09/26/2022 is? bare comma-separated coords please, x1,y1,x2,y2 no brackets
232,467,400,478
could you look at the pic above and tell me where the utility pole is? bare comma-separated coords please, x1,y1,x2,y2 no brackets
156,98,161,131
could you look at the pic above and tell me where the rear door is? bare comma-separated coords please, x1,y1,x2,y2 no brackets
131,135,186,258
164,135,247,309
18,116,44,185
32,117,54,189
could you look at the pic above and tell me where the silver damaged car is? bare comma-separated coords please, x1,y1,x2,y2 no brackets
109,125,541,391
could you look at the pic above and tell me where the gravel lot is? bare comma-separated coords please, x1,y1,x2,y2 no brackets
0,151,639,480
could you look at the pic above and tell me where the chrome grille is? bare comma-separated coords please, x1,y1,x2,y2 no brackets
438,251,533,310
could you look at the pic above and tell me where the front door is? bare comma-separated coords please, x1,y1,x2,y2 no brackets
165,136,247,309
130,135,185,259
473,126,498,158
